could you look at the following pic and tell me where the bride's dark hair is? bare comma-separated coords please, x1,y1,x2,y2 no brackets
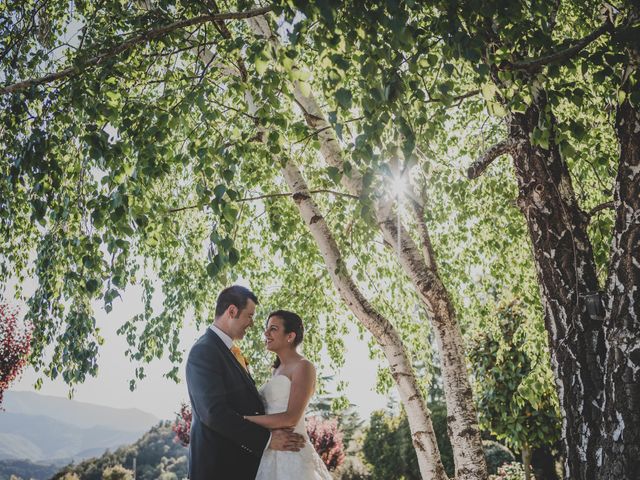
268,310,304,369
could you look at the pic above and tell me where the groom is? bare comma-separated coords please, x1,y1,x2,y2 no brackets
186,285,305,479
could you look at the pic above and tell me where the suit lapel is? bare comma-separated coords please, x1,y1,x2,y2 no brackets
206,329,262,402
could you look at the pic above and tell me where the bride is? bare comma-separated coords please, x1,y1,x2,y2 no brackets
243,310,332,480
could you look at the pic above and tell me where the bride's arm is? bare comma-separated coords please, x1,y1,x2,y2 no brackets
244,360,316,429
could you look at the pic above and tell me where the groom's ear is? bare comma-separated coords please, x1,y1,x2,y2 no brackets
227,304,238,318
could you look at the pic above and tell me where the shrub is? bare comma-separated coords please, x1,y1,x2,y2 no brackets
0,304,32,408
489,462,535,480
484,440,516,474
306,416,346,471
172,403,191,446
102,464,133,480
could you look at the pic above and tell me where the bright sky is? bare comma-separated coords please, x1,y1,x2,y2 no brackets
11,277,391,422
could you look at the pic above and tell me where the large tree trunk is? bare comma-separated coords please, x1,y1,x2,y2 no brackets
289,64,487,480
245,16,487,480
507,93,605,479
282,161,449,480
597,71,640,478
281,84,486,476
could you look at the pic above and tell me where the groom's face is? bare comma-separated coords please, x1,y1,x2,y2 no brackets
229,299,256,340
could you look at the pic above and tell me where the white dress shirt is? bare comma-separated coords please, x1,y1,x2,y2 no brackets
210,324,233,348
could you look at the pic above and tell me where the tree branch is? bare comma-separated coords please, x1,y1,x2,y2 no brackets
467,138,520,179
239,189,359,202
503,22,611,73
588,201,615,218
0,5,273,95
410,199,438,273
426,88,481,106
166,189,359,213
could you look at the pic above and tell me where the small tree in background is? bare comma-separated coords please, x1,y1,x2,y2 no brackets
306,416,346,471
172,402,192,447
0,303,32,408
102,465,133,480
468,300,561,480
362,410,421,480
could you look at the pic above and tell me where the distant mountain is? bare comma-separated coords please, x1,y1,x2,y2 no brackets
2,391,158,432
0,413,144,462
0,391,160,467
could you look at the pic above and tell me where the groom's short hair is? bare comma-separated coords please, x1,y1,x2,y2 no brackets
215,285,259,318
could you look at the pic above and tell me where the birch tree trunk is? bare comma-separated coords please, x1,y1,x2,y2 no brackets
283,82,487,480
501,84,638,478
466,8,640,477
281,161,449,480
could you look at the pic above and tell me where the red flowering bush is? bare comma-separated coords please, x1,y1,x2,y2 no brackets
306,416,346,471
0,303,32,408
172,402,192,446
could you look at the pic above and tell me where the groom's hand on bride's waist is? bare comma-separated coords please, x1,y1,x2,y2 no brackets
268,428,306,451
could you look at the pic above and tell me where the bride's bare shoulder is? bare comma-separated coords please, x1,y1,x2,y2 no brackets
293,357,316,377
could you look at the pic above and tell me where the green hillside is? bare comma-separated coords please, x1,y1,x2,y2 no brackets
51,422,187,480
0,459,59,480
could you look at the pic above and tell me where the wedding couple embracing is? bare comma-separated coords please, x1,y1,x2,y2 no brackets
186,285,332,480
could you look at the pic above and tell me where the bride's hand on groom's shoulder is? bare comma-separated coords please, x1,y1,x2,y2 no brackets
269,428,306,452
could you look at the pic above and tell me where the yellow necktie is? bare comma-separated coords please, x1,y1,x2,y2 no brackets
230,344,249,373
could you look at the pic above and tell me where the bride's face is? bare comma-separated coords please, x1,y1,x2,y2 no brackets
264,316,295,352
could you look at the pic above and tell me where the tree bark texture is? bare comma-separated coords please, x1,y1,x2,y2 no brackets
505,89,640,479
282,162,449,480
597,86,640,479
289,57,487,480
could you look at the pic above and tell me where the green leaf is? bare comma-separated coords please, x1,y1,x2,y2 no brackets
298,81,312,97
222,205,239,223
326,166,342,184
255,57,269,75
214,184,227,199
335,88,352,109
206,262,219,278
228,248,240,266
86,279,100,293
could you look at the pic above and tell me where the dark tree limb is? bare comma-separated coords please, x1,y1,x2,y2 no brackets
239,189,359,202
426,88,481,106
588,201,615,218
166,189,359,213
0,5,273,95
503,21,612,73
467,138,520,179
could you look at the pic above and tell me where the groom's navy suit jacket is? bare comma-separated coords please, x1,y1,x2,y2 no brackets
186,329,270,480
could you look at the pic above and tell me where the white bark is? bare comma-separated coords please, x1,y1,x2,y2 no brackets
282,162,448,480
289,68,487,480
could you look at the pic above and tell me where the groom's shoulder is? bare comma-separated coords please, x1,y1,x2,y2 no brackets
189,330,218,355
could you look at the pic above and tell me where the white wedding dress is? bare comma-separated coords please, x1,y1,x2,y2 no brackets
255,375,333,480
